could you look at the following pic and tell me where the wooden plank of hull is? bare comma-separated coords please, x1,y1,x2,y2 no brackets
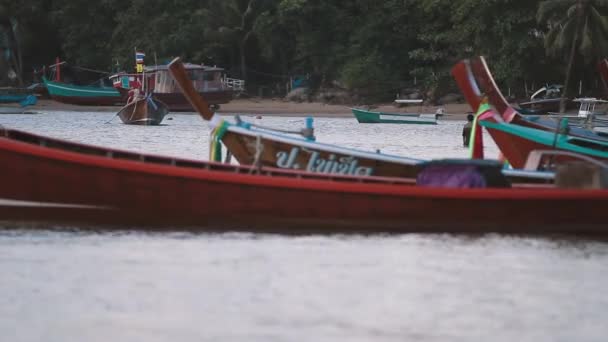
220,127,555,184
221,130,423,178
117,97,169,125
0,131,607,233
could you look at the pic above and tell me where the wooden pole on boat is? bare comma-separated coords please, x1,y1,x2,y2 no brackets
55,57,61,82
167,57,214,121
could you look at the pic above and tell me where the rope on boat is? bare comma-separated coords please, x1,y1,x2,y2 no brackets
249,134,264,174
547,117,570,169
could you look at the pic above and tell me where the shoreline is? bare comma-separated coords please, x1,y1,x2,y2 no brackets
18,98,474,120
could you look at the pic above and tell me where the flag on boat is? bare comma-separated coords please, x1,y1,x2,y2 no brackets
135,51,145,64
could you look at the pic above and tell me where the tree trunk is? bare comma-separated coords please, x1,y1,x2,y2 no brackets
239,30,254,82
561,0,583,113
239,40,247,82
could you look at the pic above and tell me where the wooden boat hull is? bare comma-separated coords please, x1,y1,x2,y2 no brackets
215,122,552,184
0,127,606,233
221,125,423,178
478,110,608,168
0,88,36,105
452,56,608,143
43,78,125,106
351,108,437,124
117,96,169,125
0,94,28,103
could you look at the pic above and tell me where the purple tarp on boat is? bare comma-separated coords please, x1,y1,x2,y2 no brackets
417,165,487,188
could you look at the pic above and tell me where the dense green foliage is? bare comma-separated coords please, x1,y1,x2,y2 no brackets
2,0,608,102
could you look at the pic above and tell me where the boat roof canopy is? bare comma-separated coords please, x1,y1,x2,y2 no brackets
573,97,608,103
145,63,224,72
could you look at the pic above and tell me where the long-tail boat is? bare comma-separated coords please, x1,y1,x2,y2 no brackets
452,56,608,137
43,77,125,106
1,125,608,233
116,93,169,125
452,57,608,168
0,87,37,106
41,59,126,106
351,108,437,124
166,57,551,184
474,105,608,168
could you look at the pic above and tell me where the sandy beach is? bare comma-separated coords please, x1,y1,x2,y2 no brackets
21,98,473,120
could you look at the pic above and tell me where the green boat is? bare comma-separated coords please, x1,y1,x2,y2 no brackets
351,108,437,124
42,77,124,106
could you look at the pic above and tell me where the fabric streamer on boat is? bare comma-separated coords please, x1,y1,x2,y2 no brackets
469,100,490,159
210,119,230,161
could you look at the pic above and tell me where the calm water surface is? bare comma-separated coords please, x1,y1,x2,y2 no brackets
0,111,606,341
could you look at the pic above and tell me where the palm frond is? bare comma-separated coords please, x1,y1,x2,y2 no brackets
579,17,594,58
537,0,578,23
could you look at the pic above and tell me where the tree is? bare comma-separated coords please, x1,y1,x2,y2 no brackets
538,0,608,112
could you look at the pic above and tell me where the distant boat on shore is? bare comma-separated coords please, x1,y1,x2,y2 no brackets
109,62,243,111
351,108,438,124
42,77,125,106
116,94,169,125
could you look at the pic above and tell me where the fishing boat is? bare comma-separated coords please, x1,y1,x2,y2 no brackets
476,106,608,168
40,59,126,106
351,108,437,124
167,57,552,185
2,125,608,233
452,56,608,142
42,77,124,106
116,93,169,125
518,85,572,113
0,87,37,106
109,62,243,111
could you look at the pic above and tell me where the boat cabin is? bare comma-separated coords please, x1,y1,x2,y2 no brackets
145,64,226,94
109,63,244,94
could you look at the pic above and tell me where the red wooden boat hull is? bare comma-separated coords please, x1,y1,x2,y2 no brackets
0,127,607,233
452,56,608,138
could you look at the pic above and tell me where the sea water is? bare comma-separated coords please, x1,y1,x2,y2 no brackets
0,111,606,342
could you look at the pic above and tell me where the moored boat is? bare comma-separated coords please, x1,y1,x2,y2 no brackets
476,106,608,168
1,125,608,233
452,56,608,143
351,108,437,124
116,94,169,125
0,87,37,106
109,62,243,111
167,57,553,184
43,77,125,106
